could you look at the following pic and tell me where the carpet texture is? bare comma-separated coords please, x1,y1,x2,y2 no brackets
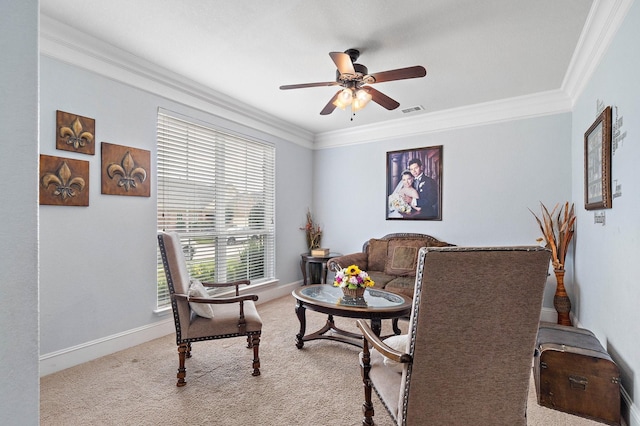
41,294,605,425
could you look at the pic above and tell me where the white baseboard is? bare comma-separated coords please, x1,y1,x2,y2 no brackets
40,280,302,377
539,307,557,323
622,385,640,426
39,318,175,377
253,280,299,304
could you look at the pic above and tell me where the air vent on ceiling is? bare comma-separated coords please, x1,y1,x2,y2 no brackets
401,105,425,114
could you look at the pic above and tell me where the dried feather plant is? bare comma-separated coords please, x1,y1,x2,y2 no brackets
300,208,322,250
530,202,576,270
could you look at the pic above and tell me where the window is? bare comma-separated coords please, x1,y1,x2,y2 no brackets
156,109,275,309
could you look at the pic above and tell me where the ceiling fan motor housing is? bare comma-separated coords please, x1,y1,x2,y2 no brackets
336,63,372,86
345,48,360,62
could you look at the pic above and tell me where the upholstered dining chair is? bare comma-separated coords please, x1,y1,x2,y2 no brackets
157,231,262,386
357,246,551,426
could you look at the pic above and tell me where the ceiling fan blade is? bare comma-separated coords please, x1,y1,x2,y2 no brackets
320,91,340,115
363,87,400,110
280,81,338,90
329,52,355,75
370,65,426,84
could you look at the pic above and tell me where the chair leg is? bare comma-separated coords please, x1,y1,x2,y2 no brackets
361,342,374,425
176,343,188,387
362,380,374,426
246,335,252,348
186,342,192,358
250,334,261,376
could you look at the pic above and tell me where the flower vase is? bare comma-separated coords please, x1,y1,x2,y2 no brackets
553,269,572,326
342,286,365,298
308,234,321,253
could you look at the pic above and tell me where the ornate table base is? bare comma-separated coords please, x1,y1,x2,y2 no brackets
292,285,410,349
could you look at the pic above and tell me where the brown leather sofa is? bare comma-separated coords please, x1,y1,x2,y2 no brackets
327,233,453,298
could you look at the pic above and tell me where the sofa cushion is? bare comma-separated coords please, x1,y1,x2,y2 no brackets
384,238,429,276
368,238,389,271
367,271,397,290
384,276,418,298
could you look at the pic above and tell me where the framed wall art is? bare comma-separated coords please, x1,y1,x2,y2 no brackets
101,142,150,197
39,154,90,206
584,106,612,210
56,110,95,155
386,145,442,221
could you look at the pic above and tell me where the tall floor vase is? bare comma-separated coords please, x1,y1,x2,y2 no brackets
553,269,573,326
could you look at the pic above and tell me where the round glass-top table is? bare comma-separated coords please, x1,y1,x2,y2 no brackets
292,284,412,348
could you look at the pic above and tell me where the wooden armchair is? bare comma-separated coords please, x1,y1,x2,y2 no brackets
157,231,262,386
357,246,551,425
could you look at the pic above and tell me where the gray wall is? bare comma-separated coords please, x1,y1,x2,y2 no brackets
39,56,313,355
0,1,40,424
571,1,640,423
314,114,572,251
314,111,572,314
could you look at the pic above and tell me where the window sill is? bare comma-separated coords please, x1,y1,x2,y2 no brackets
153,306,172,316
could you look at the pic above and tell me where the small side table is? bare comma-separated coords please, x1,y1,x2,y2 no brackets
300,252,341,285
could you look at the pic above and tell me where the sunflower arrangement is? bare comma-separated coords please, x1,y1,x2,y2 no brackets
530,201,576,270
333,264,375,289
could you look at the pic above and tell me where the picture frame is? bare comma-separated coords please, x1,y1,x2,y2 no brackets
584,106,612,210
386,145,442,221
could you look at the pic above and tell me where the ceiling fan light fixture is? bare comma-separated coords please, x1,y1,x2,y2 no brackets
356,88,371,102
352,89,372,112
333,88,354,110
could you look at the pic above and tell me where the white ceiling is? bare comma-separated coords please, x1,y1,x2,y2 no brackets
40,1,597,136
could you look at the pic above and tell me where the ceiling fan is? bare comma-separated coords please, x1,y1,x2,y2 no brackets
279,48,426,116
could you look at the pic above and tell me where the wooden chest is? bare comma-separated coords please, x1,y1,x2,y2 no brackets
534,322,621,425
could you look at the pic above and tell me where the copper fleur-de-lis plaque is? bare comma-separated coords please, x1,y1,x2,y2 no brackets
101,142,150,197
39,154,90,206
56,110,95,155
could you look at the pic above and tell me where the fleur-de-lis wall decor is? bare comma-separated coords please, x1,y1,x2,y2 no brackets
56,110,95,155
101,142,151,197
107,151,147,191
39,154,90,206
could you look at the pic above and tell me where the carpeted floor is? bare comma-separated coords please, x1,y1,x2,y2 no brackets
41,294,606,425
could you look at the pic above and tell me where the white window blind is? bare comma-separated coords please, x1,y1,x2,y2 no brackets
156,109,276,309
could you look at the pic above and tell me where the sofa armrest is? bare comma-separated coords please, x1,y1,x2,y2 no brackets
328,252,368,272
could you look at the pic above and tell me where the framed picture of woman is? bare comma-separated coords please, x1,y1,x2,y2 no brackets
386,145,442,220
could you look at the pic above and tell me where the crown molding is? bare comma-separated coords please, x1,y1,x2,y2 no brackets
40,0,631,151
561,0,634,104
314,89,573,149
314,0,632,149
39,15,314,148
